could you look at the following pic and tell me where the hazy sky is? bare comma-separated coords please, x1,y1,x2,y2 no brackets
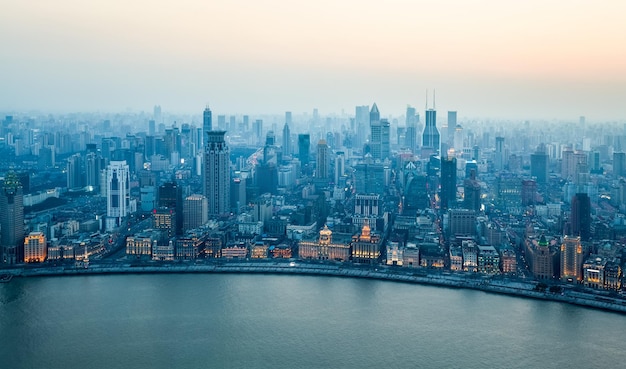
1,0,625,120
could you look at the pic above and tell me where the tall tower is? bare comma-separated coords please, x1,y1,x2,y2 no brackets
369,103,382,160
495,136,505,171
158,180,183,235
106,161,130,231
298,134,310,166
441,155,457,211
203,105,212,138
405,106,417,153
334,151,345,184
316,139,329,180
204,131,231,218
184,194,208,231
282,122,291,156
381,119,390,160
422,92,440,153
66,153,84,190
531,144,549,183
1,171,24,264
447,111,457,146
570,193,591,241
355,105,370,150
85,150,102,191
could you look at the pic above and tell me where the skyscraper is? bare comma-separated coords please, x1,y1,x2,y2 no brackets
183,194,208,231
159,180,183,235
441,155,457,210
422,103,440,153
495,136,505,171
316,139,329,180
282,122,291,156
85,150,102,192
253,119,263,144
66,153,84,190
530,144,549,183
355,105,370,150
1,171,24,264
203,105,212,137
367,105,390,160
298,134,310,166
405,106,417,153
204,131,231,218
447,111,457,146
381,119,390,160
106,161,130,231
613,152,625,178
334,151,345,184
463,170,481,212
153,105,162,123
570,193,591,241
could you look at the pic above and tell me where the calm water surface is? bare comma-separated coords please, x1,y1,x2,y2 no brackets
1,274,625,369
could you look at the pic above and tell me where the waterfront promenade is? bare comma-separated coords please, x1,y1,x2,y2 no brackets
2,260,626,314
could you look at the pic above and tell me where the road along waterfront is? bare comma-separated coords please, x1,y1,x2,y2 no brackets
2,260,625,314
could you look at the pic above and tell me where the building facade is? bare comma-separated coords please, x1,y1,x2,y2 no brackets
204,131,231,218
1,171,24,263
106,161,130,231
24,232,46,263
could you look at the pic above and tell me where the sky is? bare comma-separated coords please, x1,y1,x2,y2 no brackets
1,0,625,120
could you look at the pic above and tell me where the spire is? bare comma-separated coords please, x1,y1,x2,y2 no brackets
370,103,379,114
433,89,436,110
425,89,428,110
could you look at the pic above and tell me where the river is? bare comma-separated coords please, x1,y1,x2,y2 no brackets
1,274,625,368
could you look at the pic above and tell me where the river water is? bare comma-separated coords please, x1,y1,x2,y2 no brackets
1,274,625,369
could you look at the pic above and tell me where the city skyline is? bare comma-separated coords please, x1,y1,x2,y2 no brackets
2,1,626,120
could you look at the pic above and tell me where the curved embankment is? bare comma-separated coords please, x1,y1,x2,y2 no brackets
3,262,626,314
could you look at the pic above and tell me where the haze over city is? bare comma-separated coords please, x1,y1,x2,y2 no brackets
2,0,625,119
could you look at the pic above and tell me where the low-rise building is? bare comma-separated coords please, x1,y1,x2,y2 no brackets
449,246,463,271
153,239,175,261
351,220,383,265
221,242,248,259
299,225,350,262
500,248,517,274
386,240,403,266
24,232,46,263
583,256,606,289
403,242,420,268
477,245,500,274
462,240,478,272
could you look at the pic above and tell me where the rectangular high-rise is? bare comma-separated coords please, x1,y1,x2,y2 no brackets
405,106,417,153
298,134,310,166
560,235,583,282
204,131,231,218
106,161,130,231
355,105,370,150
316,139,329,180
447,111,457,146
440,156,456,210
422,108,440,154
530,145,549,183
203,105,212,136
1,172,24,264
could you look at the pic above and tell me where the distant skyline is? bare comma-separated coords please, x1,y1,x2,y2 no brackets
1,0,625,120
